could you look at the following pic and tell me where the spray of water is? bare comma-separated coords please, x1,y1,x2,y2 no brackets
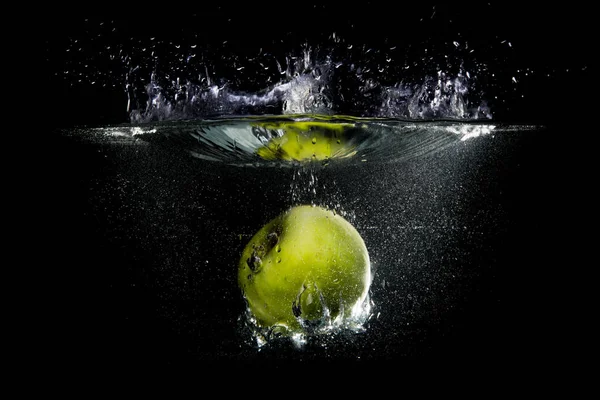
129,46,491,122
48,23,496,124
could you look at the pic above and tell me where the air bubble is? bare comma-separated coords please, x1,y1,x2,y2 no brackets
247,253,262,272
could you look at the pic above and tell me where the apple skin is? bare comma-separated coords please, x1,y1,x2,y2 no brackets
254,121,358,161
238,205,371,334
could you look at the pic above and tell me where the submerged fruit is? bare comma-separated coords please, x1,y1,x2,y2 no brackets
254,121,358,161
238,205,371,334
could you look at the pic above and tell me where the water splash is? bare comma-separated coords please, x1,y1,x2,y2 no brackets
128,67,335,123
379,70,491,119
240,293,373,349
48,23,496,123
129,48,491,123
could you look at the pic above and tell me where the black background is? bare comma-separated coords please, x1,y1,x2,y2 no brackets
32,2,594,382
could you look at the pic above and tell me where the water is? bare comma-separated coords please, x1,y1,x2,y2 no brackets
46,116,553,367
82,116,499,165
41,6,592,373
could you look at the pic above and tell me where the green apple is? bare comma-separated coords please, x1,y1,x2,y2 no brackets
238,205,371,335
254,121,358,161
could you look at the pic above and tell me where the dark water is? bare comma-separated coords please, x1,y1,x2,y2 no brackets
38,118,580,374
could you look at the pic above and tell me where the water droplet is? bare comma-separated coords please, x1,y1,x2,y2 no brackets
276,257,281,263
312,137,317,144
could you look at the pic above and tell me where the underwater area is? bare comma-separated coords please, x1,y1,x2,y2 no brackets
38,3,593,375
